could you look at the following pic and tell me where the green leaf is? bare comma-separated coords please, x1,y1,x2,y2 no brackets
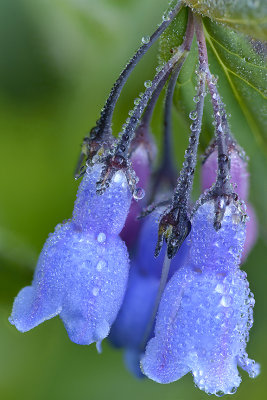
183,0,267,40
160,14,267,238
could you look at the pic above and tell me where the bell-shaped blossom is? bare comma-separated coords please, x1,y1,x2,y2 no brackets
142,201,259,395
73,164,131,234
201,148,258,260
9,164,132,346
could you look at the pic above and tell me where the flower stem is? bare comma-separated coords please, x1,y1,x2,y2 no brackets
194,15,236,229
115,10,195,158
93,0,183,141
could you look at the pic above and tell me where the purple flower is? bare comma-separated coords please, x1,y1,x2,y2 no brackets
141,202,259,394
110,266,159,350
9,164,132,346
121,144,152,248
201,148,258,260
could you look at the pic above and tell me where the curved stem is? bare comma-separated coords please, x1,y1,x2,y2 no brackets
162,65,180,170
140,68,172,129
148,64,183,202
172,74,206,210
194,16,231,189
115,10,195,158
96,1,183,139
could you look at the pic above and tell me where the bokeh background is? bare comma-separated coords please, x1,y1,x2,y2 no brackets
0,1,266,399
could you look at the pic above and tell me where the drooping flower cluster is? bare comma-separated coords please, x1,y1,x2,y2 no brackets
9,1,260,396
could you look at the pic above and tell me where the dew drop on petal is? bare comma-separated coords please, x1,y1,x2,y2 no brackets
220,295,232,307
92,287,100,296
114,171,123,183
97,233,106,243
96,260,107,271
133,187,145,201
215,283,224,294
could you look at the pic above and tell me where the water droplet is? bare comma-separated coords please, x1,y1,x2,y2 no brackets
92,287,100,296
141,35,150,44
218,123,223,133
232,213,241,224
96,260,107,271
133,187,145,200
229,386,237,394
193,95,200,103
190,122,197,132
220,295,232,307
113,171,124,183
189,110,198,120
215,283,224,294
144,80,152,88
162,12,170,21
215,312,224,320
97,232,106,243
215,390,225,397
134,98,140,106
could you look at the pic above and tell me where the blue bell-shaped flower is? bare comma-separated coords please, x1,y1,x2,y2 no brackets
141,201,259,395
9,164,131,347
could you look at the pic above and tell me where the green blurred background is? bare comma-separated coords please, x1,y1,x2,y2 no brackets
0,1,266,399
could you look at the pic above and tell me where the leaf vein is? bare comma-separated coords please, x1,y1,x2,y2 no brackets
204,25,267,155
208,34,267,71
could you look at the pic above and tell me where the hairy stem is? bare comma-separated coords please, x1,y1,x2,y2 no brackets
95,1,183,139
115,10,195,158
194,16,231,189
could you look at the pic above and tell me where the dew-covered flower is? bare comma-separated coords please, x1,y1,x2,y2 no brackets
201,147,258,260
8,2,261,395
141,201,259,395
9,164,131,347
